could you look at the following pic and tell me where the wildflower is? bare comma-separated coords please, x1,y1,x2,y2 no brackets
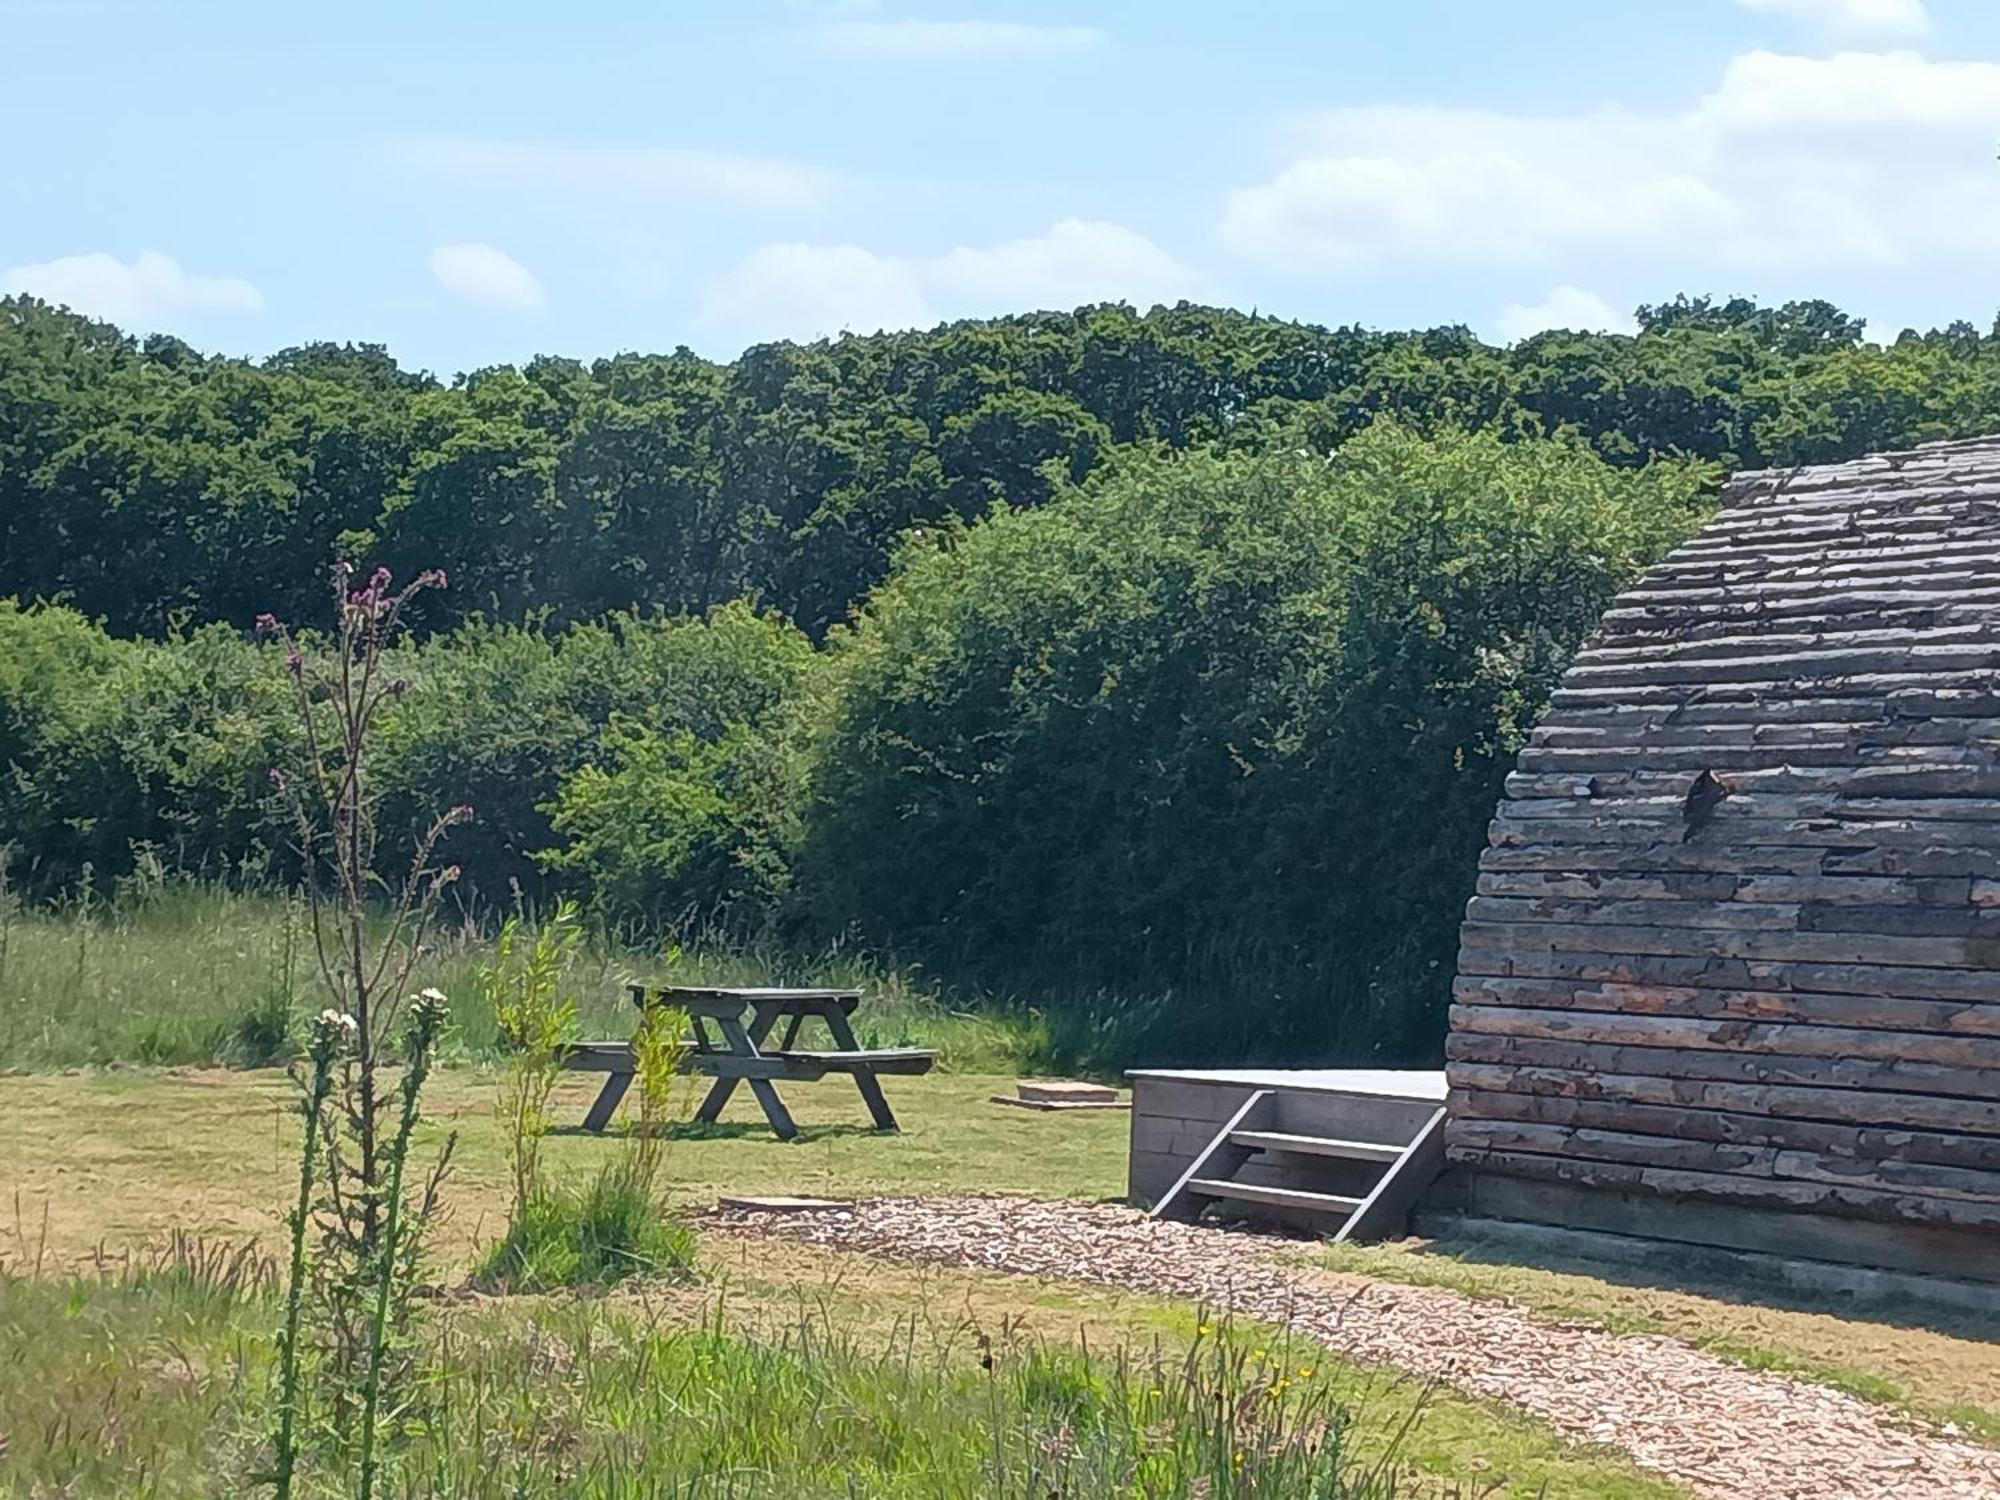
266,767,285,789
369,565,392,592
285,648,303,676
409,987,449,1028
332,559,354,577
308,1008,360,1063
253,612,279,635
424,568,449,590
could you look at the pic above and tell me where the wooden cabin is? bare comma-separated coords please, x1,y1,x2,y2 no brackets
1444,435,2000,1291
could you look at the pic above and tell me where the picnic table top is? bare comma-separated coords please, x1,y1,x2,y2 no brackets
628,980,864,1016
626,984,862,1004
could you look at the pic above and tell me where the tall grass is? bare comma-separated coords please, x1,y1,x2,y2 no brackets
0,880,1045,1075
0,1253,1445,1498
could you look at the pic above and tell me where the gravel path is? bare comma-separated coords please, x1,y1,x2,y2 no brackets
707,1195,2000,1500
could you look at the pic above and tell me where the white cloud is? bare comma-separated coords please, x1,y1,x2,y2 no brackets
429,243,547,313
700,243,935,347
400,138,835,211
1733,0,1929,41
0,250,262,324
698,218,1199,347
814,19,1102,60
1493,286,1636,343
1219,50,2000,276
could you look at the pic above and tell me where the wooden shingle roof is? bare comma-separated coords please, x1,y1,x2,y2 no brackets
1445,436,2000,1279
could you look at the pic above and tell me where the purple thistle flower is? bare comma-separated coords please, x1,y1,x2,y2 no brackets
370,565,392,592
285,648,303,676
253,612,279,636
266,766,285,788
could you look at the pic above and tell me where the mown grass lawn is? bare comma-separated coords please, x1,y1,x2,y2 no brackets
0,1067,1130,1268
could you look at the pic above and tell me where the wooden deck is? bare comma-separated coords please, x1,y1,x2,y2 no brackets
1128,1068,1446,1239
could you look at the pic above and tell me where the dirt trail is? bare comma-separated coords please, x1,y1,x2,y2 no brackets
709,1196,2000,1500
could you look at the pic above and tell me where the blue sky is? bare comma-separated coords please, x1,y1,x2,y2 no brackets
7,0,2000,374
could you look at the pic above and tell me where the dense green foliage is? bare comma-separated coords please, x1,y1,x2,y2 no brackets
8,292,2000,639
7,290,1998,1065
0,598,816,904
802,426,1707,1061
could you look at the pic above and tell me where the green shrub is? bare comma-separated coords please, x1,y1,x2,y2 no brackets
474,1166,698,1291
800,422,1711,1066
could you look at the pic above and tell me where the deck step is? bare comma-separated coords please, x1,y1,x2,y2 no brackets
1228,1130,1404,1163
1186,1179,1365,1216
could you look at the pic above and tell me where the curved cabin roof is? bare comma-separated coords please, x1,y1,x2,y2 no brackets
1447,436,2000,1278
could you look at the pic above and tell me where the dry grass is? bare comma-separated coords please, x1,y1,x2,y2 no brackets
0,1066,1130,1269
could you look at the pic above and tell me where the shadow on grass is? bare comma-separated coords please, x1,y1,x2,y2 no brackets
546,1120,892,1144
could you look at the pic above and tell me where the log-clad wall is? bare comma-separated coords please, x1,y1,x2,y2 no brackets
1446,435,2000,1277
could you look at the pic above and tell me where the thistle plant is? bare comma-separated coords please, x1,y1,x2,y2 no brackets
271,1007,353,1500
357,988,449,1500
258,561,465,1480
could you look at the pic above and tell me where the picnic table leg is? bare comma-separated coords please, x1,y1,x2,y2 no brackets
692,1003,787,1124
582,1070,634,1133
717,1012,799,1141
821,1005,898,1131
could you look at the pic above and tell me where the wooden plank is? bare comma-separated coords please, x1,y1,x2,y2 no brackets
1187,1178,1364,1216
1453,1173,2000,1284
1129,1077,1263,1125
1475,868,1973,908
1451,976,2000,1038
1445,1061,2000,1136
1150,1090,1273,1221
1446,1119,2000,1204
1449,1003,2000,1068
1230,1130,1405,1163
1444,1032,2000,1102
1458,943,2000,1003
1448,1150,2000,1229
1337,1106,1447,1244
1446,1085,2000,1170
1458,917,2000,972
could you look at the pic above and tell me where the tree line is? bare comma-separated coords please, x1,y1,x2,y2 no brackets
3,291,1996,1065
7,292,2000,642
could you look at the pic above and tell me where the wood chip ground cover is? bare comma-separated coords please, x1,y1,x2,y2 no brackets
708,1195,2000,1500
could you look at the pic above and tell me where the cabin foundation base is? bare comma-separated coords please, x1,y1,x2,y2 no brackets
1432,1169,2000,1295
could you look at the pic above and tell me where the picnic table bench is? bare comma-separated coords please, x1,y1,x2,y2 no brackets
562,985,937,1140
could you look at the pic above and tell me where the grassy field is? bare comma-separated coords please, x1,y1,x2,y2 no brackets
0,881,1041,1073
0,1224,1685,1498
0,1067,1131,1267
3,886,1994,1494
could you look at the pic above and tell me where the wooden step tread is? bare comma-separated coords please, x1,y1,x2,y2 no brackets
1229,1130,1404,1163
1186,1179,1365,1214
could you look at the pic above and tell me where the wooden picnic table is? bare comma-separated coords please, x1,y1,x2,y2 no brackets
562,985,937,1141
